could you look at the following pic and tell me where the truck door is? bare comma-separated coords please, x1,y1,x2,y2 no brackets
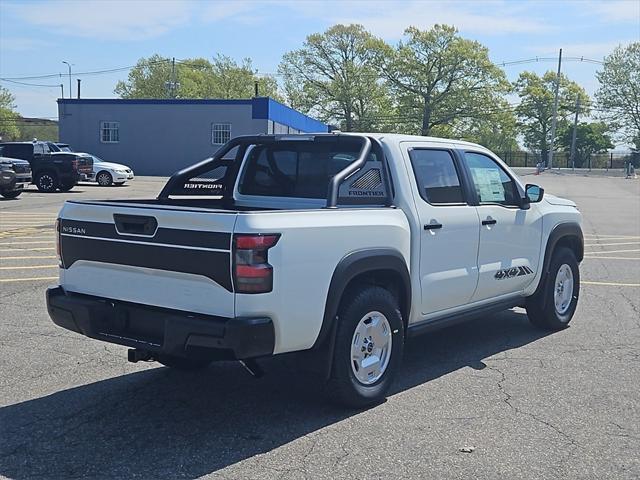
406,147,480,315
462,151,543,301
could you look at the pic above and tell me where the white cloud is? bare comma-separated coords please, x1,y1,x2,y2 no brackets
583,0,640,23
281,0,551,38
4,0,193,41
200,0,255,22
0,36,54,51
526,40,636,58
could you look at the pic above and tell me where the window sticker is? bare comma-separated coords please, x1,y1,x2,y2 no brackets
471,168,505,202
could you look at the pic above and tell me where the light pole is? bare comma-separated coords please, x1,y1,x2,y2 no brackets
62,61,72,99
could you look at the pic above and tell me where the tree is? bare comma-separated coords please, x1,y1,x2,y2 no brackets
279,24,393,132
513,71,589,163
0,87,20,141
115,54,281,100
17,119,58,142
557,121,613,168
595,42,640,144
367,24,510,136
448,99,519,152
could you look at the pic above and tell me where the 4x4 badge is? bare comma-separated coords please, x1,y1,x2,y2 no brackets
495,266,533,280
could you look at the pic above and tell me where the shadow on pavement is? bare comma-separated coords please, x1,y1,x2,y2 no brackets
0,309,550,478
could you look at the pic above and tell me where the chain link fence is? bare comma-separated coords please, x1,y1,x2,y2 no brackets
496,151,639,170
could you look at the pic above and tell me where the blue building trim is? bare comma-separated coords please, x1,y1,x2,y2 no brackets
57,98,253,106
57,97,329,133
251,97,328,133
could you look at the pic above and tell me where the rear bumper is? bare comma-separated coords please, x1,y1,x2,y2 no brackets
46,286,275,360
0,173,30,191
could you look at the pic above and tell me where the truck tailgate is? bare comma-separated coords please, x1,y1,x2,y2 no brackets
58,201,237,318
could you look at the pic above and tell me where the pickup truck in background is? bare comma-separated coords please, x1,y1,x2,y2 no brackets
46,133,583,407
0,141,92,192
0,156,31,198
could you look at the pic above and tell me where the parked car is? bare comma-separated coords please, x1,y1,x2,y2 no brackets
0,142,92,192
85,155,134,186
47,133,583,407
0,156,32,198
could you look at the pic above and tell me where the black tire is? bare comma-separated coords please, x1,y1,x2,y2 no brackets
96,171,113,186
328,286,404,408
35,171,58,192
526,247,580,330
156,354,211,371
1,190,22,199
58,181,75,192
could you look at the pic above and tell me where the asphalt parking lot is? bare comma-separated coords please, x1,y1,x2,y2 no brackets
1,173,639,479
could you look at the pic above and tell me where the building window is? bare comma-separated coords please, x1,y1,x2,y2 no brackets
212,123,231,145
100,121,119,143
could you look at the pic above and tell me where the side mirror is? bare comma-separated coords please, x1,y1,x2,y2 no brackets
525,184,544,203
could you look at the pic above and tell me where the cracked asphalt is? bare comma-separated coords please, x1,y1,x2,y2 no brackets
0,173,639,479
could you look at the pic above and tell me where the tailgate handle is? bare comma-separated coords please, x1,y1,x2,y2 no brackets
113,214,158,236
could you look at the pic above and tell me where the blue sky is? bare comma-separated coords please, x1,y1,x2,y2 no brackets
1,0,638,119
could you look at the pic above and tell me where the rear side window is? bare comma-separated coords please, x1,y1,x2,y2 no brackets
464,152,520,207
409,149,465,204
239,140,382,200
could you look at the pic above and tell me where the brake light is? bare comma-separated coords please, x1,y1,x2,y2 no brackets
72,158,78,170
233,234,280,293
55,218,63,267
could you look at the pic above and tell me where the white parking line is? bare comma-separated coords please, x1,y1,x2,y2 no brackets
0,241,54,245
584,249,640,255
0,247,56,251
583,256,640,260
0,255,57,260
583,281,640,287
0,265,58,270
0,276,58,283
584,242,640,247
583,234,640,239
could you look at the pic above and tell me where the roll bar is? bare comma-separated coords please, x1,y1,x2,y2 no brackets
158,134,388,208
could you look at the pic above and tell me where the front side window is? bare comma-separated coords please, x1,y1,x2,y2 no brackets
212,123,231,145
100,122,120,143
409,149,465,204
464,152,520,206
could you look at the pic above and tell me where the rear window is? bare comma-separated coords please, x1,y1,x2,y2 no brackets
0,144,32,160
239,140,379,199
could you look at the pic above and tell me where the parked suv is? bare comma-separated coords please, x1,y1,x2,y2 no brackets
0,156,32,198
0,142,92,192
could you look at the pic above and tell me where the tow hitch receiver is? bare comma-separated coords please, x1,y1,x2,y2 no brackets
127,348,155,363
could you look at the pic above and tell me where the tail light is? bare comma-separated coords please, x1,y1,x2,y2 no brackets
233,234,280,293
71,158,79,170
55,218,63,267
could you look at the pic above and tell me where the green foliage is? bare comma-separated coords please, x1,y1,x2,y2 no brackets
595,42,640,144
115,54,281,101
513,71,590,160
17,121,58,142
367,24,510,137
279,24,392,132
449,99,519,152
557,121,613,167
0,87,20,141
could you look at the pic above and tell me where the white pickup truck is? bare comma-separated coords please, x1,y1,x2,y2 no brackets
47,133,583,407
